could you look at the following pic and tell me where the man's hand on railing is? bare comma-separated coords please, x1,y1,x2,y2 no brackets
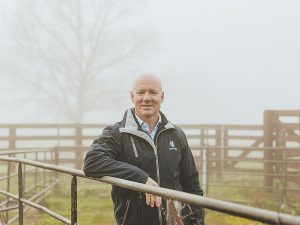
145,177,161,207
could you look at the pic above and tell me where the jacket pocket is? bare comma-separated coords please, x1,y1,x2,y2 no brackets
121,196,145,225
122,199,131,225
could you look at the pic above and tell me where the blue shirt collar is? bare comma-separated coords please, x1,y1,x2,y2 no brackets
134,111,161,139
134,111,161,128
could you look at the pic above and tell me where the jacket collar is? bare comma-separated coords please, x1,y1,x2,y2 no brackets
119,108,175,148
121,108,175,131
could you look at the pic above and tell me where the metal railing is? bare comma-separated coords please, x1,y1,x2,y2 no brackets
0,148,58,224
0,156,300,225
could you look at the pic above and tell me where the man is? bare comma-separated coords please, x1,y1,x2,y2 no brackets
84,73,205,225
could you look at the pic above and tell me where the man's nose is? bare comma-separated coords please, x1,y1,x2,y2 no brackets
143,92,151,101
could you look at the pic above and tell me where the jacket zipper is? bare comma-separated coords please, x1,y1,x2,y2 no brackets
122,199,131,225
155,146,163,225
155,130,164,225
130,136,138,157
123,128,169,225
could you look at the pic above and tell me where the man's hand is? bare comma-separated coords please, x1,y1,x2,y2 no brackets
145,177,162,208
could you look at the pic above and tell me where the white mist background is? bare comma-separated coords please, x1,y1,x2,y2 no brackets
0,0,299,125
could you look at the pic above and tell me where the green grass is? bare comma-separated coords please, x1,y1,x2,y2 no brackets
11,175,116,225
203,174,300,224
205,210,266,225
1,172,300,225
205,174,300,213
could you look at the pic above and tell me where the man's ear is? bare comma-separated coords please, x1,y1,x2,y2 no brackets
161,91,164,103
130,91,134,102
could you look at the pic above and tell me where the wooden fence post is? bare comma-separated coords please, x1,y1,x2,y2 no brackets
9,127,16,150
223,129,228,170
200,128,205,172
215,128,222,177
75,127,83,170
9,127,16,173
263,110,274,189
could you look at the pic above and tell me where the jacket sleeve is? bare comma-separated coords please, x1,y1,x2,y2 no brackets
83,125,149,184
178,127,205,225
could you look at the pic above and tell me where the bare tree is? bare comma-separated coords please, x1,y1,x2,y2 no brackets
1,0,156,123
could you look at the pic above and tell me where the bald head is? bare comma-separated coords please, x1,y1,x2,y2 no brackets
132,73,163,93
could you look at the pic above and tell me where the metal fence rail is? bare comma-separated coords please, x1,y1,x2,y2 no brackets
0,148,58,224
0,156,300,225
0,189,70,224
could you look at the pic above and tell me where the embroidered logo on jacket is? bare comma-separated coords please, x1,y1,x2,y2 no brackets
169,141,177,150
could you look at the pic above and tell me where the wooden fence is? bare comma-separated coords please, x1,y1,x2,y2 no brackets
0,110,299,190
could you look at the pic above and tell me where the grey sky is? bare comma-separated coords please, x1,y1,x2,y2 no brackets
0,0,299,125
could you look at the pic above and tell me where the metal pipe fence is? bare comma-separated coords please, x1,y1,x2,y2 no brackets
2,146,298,204
0,148,58,224
0,156,300,225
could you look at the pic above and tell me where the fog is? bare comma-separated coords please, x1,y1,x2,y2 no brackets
0,0,299,125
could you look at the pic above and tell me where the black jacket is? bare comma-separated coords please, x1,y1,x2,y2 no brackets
84,108,205,225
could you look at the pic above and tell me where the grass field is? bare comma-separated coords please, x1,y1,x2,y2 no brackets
1,172,299,224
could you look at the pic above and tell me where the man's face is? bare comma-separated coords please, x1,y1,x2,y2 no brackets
130,76,164,120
